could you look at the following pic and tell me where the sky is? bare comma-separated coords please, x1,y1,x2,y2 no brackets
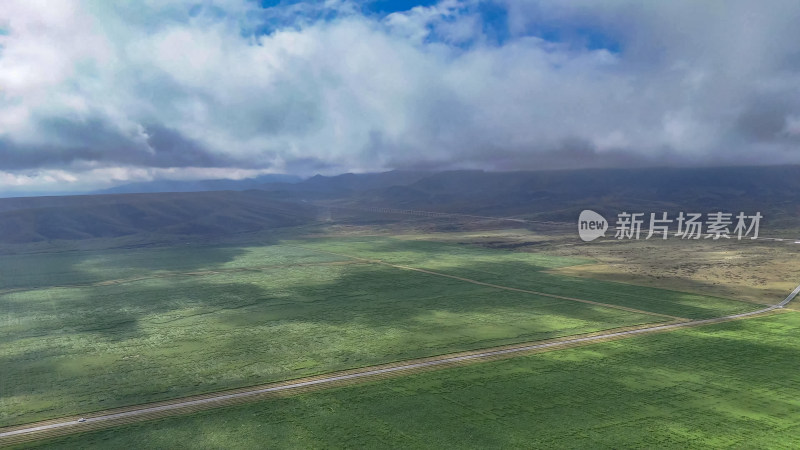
1,0,800,193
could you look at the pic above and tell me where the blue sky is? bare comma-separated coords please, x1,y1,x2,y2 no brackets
362,0,441,15
0,0,799,193
250,0,617,50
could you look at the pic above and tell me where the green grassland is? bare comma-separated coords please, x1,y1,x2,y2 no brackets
298,237,760,319
1,235,759,428
0,242,339,290
23,312,800,449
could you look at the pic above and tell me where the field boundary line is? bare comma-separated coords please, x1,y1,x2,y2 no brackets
543,264,792,307
3,277,798,445
3,242,796,445
295,245,689,321
0,319,693,445
1,303,791,445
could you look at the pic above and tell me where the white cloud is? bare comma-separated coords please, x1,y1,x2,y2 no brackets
1,0,800,192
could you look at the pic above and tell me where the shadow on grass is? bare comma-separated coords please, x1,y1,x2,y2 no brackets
0,237,778,429
0,244,258,290
0,257,663,426
297,237,763,318
21,314,800,449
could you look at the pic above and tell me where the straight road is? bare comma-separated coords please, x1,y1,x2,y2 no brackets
2,282,798,443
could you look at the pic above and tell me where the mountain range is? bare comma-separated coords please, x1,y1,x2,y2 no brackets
1,165,799,244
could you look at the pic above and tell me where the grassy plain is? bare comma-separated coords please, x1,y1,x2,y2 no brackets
22,311,800,449
2,237,664,427
410,226,800,308
357,225,800,309
0,230,763,429
0,240,338,290
298,236,759,319
547,237,800,308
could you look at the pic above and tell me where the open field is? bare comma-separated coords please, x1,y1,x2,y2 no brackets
335,225,800,310
0,228,769,430
2,235,676,428
18,311,800,449
547,237,800,308
0,239,339,291
297,236,759,319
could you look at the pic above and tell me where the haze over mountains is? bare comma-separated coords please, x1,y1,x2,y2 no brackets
0,191,317,245
1,165,799,244
94,174,302,195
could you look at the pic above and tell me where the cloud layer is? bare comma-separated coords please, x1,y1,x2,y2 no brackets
1,0,799,192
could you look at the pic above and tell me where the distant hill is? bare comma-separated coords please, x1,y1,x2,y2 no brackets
95,174,302,195
3,166,799,244
0,190,316,244
261,166,800,228
258,170,431,198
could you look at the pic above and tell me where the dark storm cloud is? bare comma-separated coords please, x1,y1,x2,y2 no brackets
735,96,800,144
387,137,693,172
282,156,339,174
0,136,107,170
143,124,243,167
0,118,243,170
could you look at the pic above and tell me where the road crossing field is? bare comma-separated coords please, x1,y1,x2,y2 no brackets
19,311,800,449
0,233,763,436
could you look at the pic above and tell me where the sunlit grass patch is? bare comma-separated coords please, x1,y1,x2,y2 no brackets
0,234,760,428
26,313,800,449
